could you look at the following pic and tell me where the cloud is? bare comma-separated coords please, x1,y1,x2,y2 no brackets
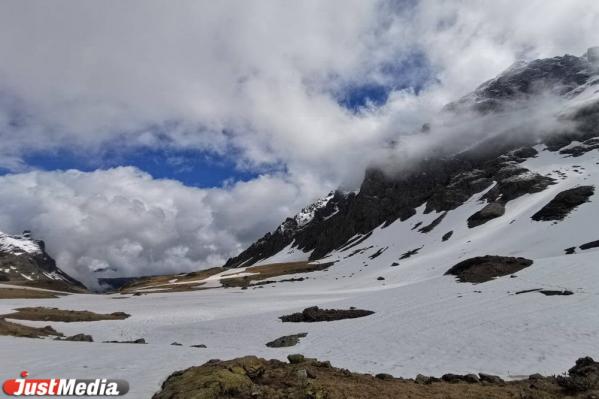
0,167,320,288
0,1,597,283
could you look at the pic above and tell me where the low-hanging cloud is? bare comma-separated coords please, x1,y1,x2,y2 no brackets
0,1,597,284
0,167,320,288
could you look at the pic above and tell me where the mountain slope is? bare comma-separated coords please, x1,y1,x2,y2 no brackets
0,231,85,292
225,49,599,269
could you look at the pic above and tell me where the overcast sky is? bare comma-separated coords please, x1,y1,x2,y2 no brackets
0,0,597,287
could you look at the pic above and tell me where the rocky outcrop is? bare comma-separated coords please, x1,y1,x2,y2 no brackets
532,186,594,221
153,356,599,399
445,256,533,283
0,231,85,291
279,306,374,322
265,333,307,348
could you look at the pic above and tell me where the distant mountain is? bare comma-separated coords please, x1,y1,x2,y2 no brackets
0,230,85,292
225,48,599,269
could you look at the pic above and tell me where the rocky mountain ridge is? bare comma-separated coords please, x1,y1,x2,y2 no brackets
0,230,85,292
225,49,599,268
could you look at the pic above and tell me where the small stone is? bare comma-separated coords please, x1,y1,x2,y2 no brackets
170,342,182,346
287,354,305,364
377,276,385,281
190,344,207,348
64,333,93,342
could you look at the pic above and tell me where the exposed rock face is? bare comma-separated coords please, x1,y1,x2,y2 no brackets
532,186,594,221
0,231,85,291
467,202,505,228
445,256,533,283
279,306,374,322
225,52,599,269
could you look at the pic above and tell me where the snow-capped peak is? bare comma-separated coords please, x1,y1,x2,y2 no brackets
0,231,42,255
294,191,335,228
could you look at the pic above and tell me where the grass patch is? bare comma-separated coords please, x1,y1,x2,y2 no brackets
0,318,63,338
0,288,64,299
2,307,130,322
220,261,332,288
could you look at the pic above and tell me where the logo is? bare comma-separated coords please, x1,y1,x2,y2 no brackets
2,371,129,396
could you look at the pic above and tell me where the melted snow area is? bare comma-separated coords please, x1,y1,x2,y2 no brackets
1,146,599,398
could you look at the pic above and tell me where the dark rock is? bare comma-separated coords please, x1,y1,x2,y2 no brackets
280,306,374,323
171,342,182,346
265,333,307,348
287,354,305,364
399,247,422,260
515,288,542,295
445,255,533,283
64,333,93,342
442,231,453,242
441,373,464,383
390,262,399,267
463,374,480,384
375,373,394,381
479,373,504,384
418,212,447,233
369,247,387,260
557,356,599,392
467,202,505,228
191,344,207,348
540,290,574,296
532,186,594,221
565,247,577,254
376,276,385,281
580,240,599,250
104,338,146,344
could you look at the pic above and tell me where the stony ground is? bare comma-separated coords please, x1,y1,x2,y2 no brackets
153,355,599,399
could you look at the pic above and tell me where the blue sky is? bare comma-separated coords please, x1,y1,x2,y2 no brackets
22,148,261,188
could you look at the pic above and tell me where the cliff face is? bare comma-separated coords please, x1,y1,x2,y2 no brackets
0,231,85,291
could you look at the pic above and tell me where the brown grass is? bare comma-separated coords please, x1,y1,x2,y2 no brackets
0,318,63,338
0,287,64,299
220,261,332,288
120,267,224,294
2,307,130,322
6,280,86,293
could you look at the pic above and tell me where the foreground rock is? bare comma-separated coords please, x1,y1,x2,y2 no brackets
280,306,374,322
445,256,533,283
266,333,307,348
1,307,130,322
531,186,594,221
153,356,599,399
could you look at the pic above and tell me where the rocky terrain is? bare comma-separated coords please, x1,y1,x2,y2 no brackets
153,355,599,399
0,230,85,292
